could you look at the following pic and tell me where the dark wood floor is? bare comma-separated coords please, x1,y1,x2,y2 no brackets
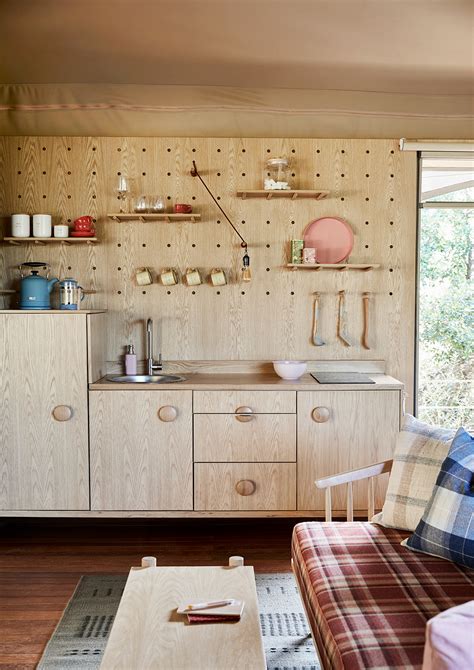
0,517,304,669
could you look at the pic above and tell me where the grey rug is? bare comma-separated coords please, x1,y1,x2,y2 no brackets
37,573,319,670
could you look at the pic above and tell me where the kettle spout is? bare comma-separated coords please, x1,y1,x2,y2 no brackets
48,278,59,293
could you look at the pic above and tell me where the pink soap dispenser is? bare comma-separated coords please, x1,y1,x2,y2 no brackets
125,344,137,375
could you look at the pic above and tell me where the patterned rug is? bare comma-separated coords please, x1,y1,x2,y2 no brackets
37,573,319,670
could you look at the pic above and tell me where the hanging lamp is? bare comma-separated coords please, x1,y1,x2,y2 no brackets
191,161,251,282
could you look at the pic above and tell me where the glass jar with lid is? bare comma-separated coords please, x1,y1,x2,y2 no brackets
264,157,294,190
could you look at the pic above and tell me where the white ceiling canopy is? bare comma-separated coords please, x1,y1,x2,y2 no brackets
0,0,472,137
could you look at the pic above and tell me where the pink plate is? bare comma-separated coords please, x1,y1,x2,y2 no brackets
303,217,354,263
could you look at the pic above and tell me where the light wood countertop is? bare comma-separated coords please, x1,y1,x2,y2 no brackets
90,372,403,391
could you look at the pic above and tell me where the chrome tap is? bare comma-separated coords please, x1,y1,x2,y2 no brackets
146,318,163,375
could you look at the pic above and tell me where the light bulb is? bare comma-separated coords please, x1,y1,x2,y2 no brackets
242,250,251,282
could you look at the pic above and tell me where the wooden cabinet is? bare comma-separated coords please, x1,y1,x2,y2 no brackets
0,313,90,510
194,390,297,511
297,390,399,512
90,390,193,510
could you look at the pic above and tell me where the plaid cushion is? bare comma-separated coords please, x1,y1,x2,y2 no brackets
373,414,454,531
292,521,474,670
404,427,474,569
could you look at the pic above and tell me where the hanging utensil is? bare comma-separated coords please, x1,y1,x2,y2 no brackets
312,293,325,346
337,290,352,347
362,292,370,349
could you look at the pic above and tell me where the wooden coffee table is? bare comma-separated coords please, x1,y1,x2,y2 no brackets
100,558,266,669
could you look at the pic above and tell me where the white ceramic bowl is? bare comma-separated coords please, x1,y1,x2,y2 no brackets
273,360,307,380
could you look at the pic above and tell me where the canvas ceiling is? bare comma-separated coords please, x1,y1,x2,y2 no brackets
0,0,473,137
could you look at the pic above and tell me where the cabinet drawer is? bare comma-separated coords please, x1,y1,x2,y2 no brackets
193,390,295,414
194,463,296,510
194,414,296,462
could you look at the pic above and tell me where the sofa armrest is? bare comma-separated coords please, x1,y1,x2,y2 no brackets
315,460,393,521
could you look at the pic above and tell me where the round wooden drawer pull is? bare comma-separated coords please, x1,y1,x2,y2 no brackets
52,405,72,422
235,479,256,496
158,405,178,422
312,406,330,423
235,406,254,422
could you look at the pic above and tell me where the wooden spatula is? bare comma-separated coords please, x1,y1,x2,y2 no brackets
337,290,352,347
312,293,325,346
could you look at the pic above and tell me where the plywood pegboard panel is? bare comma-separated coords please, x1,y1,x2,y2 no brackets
0,137,417,404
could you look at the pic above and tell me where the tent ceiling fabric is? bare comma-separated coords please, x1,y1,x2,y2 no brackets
0,0,472,137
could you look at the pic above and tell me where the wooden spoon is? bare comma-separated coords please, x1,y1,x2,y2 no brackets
362,292,370,349
312,293,325,346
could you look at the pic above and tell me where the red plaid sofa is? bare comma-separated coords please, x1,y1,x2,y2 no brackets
292,521,474,670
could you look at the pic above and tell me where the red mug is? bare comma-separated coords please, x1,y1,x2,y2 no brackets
173,203,193,214
73,215,94,232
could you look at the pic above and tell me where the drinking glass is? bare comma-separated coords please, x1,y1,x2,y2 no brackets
117,175,129,213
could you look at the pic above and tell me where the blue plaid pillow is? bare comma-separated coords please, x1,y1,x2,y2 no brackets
403,427,474,568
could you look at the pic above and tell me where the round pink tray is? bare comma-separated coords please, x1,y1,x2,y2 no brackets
303,217,354,263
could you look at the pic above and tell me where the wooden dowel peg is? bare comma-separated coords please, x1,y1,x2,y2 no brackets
141,556,157,568
228,556,244,567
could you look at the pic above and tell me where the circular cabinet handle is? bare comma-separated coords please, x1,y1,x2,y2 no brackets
52,405,72,422
235,479,257,496
312,406,330,423
158,405,178,422
235,406,254,422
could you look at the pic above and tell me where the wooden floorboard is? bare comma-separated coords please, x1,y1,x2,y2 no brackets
0,517,308,669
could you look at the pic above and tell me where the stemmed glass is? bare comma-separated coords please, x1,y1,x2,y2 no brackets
117,176,129,213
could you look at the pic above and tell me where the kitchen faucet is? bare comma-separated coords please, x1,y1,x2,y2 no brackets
146,318,163,375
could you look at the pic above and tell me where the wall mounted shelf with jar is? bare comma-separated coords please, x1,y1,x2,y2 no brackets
108,213,201,223
237,190,330,200
287,263,380,272
3,237,98,246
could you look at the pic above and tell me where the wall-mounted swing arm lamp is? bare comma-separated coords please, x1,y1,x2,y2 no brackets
191,161,251,282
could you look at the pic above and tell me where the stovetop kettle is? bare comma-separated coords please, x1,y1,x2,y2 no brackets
19,262,59,310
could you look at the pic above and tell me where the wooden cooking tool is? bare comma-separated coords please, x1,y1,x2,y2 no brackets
312,293,325,346
362,292,370,349
337,290,352,347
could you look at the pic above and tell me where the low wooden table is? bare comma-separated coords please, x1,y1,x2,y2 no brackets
100,559,266,670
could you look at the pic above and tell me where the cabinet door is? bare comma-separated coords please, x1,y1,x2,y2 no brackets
90,391,193,510
0,314,89,510
297,391,399,512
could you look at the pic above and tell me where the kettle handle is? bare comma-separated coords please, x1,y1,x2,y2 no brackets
19,262,50,278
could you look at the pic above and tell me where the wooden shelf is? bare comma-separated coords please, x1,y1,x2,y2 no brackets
287,263,380,272
0,289,16,294
108,213,201,222
3,237,97,246
237,190,329,200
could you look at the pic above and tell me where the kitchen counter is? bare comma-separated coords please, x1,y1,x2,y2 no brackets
90,372,403,391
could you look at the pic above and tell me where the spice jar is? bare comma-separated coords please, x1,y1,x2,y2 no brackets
264,157,293,190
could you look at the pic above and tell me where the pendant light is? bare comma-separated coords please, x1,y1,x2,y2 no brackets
191,161,250,282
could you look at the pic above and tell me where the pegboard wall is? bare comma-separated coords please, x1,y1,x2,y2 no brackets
0,137,417,398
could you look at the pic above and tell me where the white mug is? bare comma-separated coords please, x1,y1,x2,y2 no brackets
184,268,202,286
11,214,30,238
160,268,179,286
54,225,69,238
136,267,153,286
33,214,52,238
210,268,227,286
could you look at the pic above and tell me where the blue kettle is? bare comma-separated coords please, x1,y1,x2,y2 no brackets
19,262,59,310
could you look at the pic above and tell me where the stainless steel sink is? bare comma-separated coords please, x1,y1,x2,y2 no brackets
107,374,186,384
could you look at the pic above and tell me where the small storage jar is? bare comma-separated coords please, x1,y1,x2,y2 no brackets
264,157,293,190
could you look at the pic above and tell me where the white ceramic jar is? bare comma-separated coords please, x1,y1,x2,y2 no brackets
33,214,52,238
11,213,30,237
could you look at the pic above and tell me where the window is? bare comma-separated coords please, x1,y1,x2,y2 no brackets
417,152,473,430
